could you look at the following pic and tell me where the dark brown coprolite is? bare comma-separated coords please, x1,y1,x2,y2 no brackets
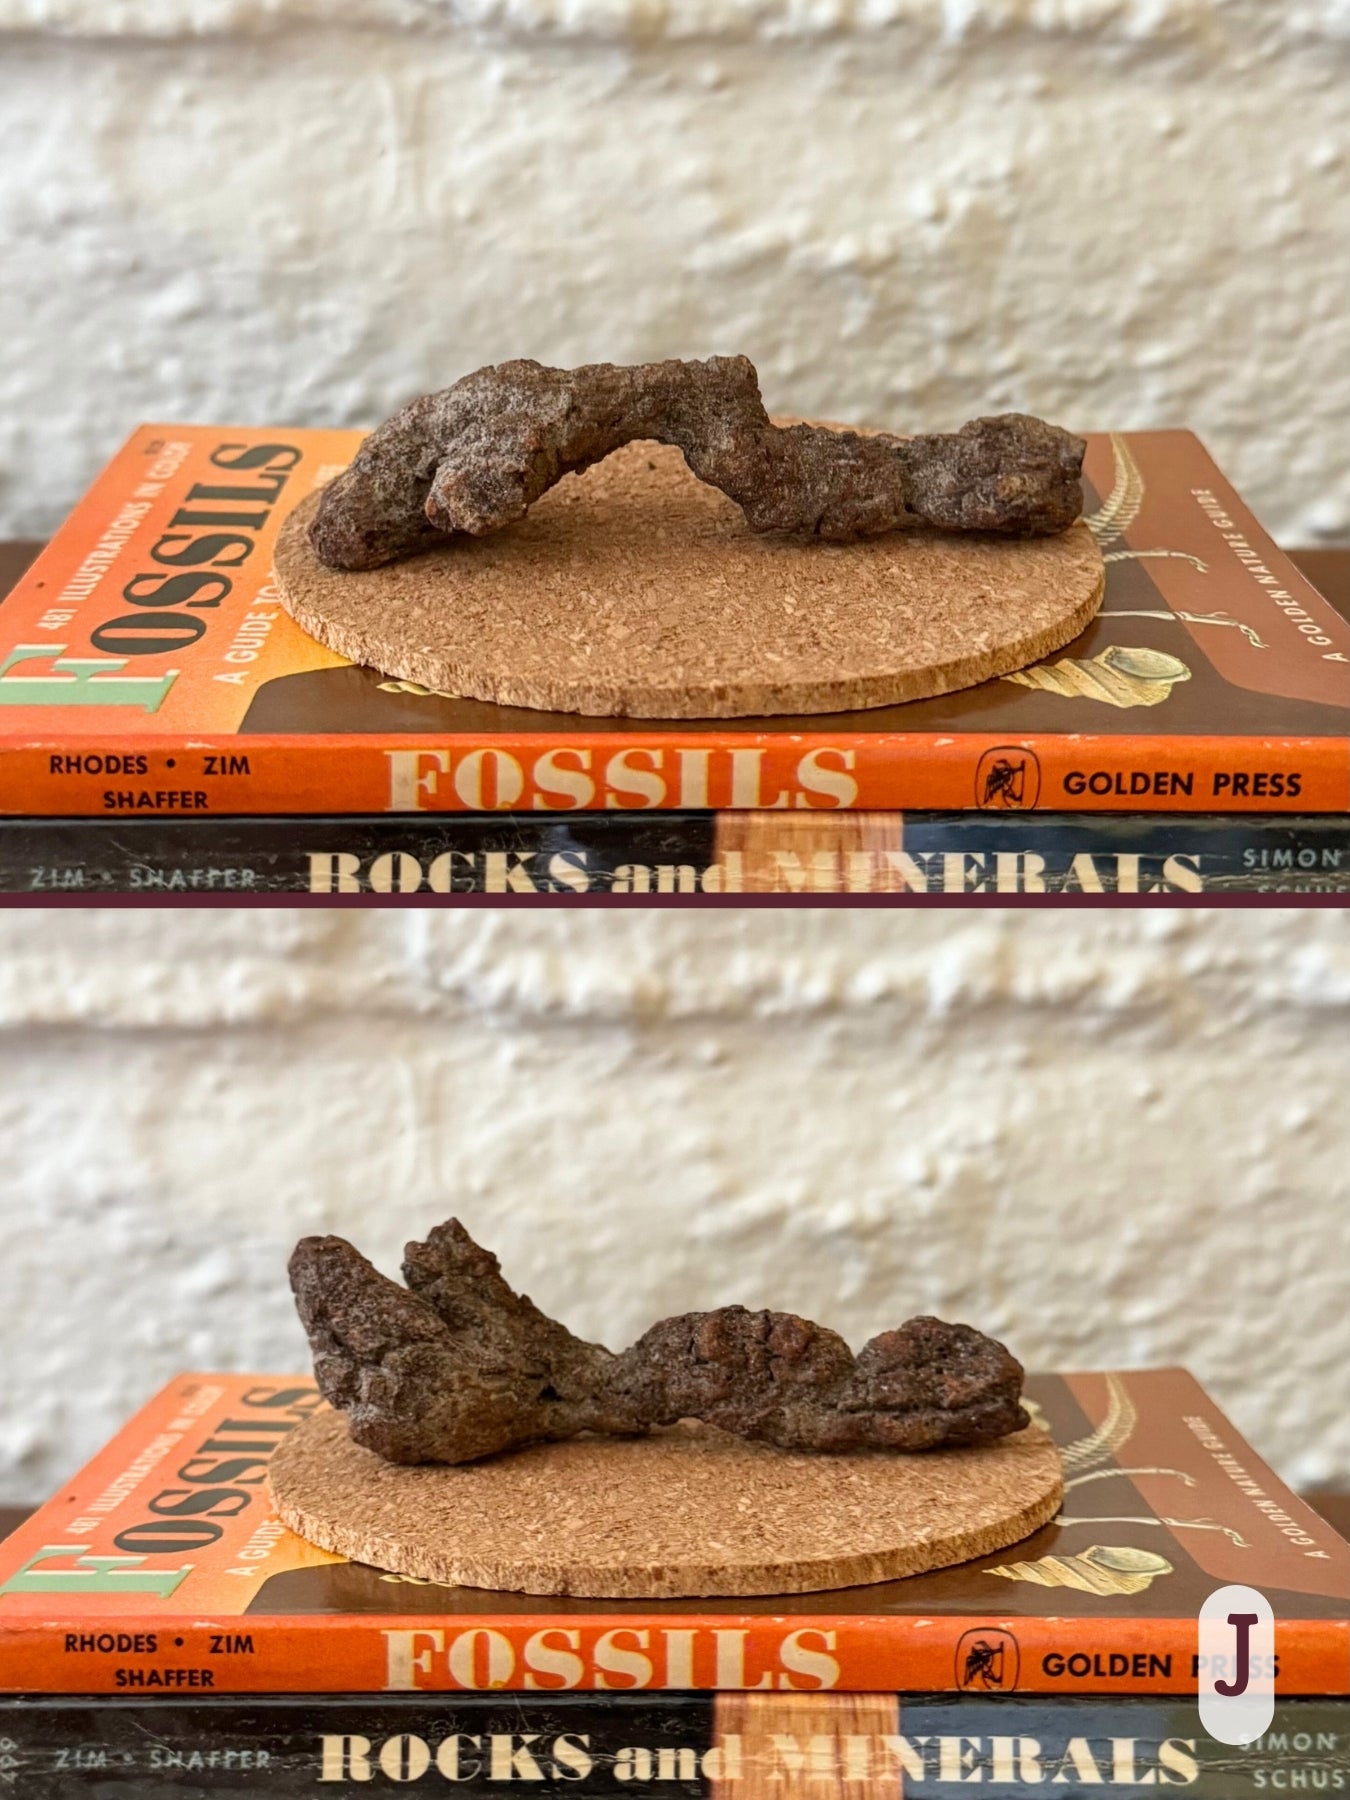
307,356,1086,570
289,1219,1029,1466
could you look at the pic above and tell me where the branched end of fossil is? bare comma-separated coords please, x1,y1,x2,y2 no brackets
290,1219,1029,1465
309,356,1084,571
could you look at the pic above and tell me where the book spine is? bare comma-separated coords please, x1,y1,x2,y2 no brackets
2,733,1347,819
2,811,1348,895
3,1615,1344,1697
3,1692,1346,1797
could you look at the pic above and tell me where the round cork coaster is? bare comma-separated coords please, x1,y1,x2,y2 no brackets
273,443,1104,719
269,1411,1063,1599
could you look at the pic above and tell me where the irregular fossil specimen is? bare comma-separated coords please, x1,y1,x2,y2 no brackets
290,1219,1029,1465
309,355,1085,571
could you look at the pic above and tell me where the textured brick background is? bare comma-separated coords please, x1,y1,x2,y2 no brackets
1,909,1346,1503
1,2,1347,544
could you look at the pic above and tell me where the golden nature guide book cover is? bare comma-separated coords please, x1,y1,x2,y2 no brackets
0,1369,1344,1697
0,426,1345,817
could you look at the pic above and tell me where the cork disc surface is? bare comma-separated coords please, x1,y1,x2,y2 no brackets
274,444,1104,719
270,1411,1063,1599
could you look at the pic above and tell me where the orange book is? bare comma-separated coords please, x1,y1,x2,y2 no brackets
1,1369,1344,1696
0,427,1345,817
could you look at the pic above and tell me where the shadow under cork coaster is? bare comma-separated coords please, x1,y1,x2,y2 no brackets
274,442,1105,720
269,1409,1064,1599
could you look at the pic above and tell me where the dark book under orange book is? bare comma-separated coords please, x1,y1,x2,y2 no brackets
0,1369,1344,1697
0,427,1345,816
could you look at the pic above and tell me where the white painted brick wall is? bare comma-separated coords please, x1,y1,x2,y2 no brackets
1,909,1346,1503
1,2,1347,544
